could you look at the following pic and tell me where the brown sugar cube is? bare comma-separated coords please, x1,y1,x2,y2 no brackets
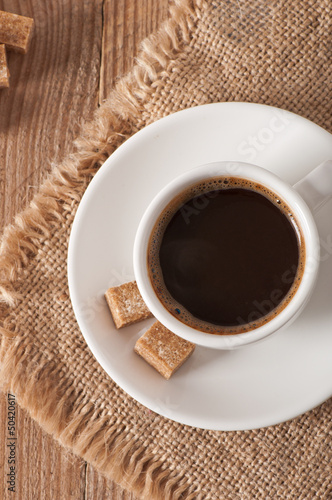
105,281,153,329
0,44,9,88
0,11,34,54
134,321,195,379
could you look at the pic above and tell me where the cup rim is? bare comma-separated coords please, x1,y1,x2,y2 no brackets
133,161,320,349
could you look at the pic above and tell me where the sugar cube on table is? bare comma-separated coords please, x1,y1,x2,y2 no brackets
0,10,34,54
0,44,9,88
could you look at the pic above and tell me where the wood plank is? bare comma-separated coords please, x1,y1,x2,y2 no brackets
91,1,170,496
0,391,87,499
0,0,170,498
0,0,102,227
0,0,101,498
0,392,9,494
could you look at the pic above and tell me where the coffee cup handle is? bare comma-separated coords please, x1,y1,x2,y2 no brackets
293,160,332,212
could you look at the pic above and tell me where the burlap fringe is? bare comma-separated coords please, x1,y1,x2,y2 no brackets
0,0,206,334
0,1,207,498
0,335,203,499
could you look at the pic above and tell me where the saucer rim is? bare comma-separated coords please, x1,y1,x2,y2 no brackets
68,102,332,430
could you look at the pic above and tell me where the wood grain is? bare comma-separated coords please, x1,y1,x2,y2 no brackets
0,0,169,498
100,0,170,102
0,393,87,500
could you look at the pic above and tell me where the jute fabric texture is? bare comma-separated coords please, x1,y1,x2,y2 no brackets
1,1,331,498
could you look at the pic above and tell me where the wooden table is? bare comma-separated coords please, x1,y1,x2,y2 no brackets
0,1,169,497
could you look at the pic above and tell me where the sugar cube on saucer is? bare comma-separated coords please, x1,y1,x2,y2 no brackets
105,281,153,329
134,321,195,379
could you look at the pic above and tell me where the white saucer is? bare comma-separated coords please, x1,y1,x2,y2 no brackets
68,103,332,431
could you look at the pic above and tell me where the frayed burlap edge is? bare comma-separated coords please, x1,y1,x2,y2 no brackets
0,0,205,318
0,1,208,499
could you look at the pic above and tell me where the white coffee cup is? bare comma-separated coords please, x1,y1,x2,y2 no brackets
134,160,332,349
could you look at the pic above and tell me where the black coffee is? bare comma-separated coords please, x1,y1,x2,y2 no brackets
148,177,305,335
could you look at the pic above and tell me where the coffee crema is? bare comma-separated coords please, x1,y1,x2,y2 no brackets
147,177,305,335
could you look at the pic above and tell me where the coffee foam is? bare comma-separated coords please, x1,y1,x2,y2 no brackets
147,176,306,335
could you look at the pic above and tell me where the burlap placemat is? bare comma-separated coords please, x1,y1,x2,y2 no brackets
1,0,331,498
